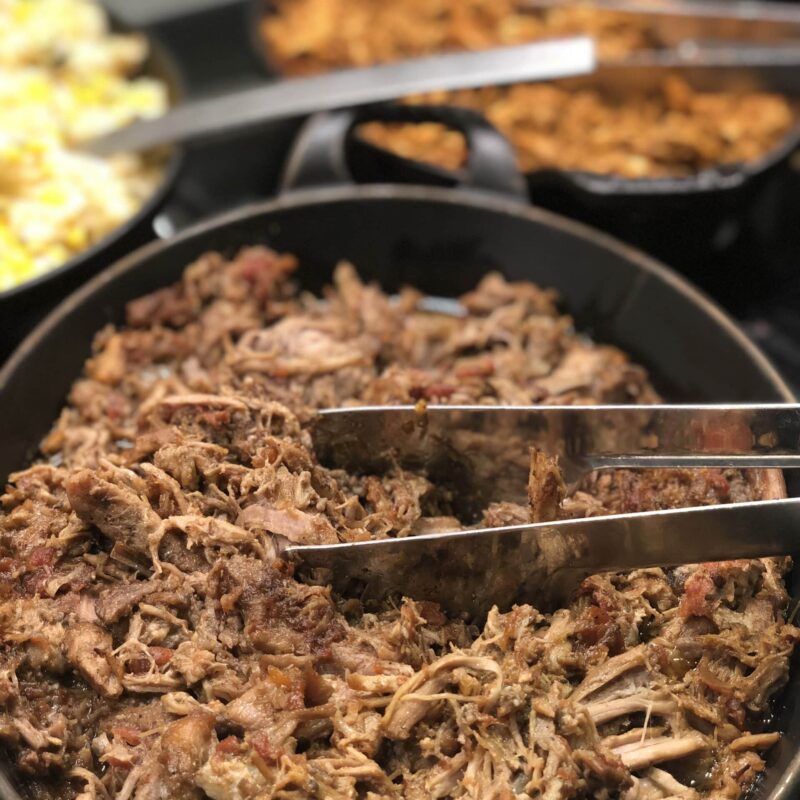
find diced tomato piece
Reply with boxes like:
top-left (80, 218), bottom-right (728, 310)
top-left (455, 360), bottom-right (494, 379)
top-left (703, 470), bottom-right (731, 498)
top-left (105, 756), bottom-right (134, 769)
top-left (149, 646), bottom-right (173, 667)
top-left (423, 384), bottom-right (455, 400)
top-left (22, 569), bottom-right (50, 597)
top-left (250, 732), bottom-right (281, 762)
top-left (28, 546), bottom-right (55, 567)
top-left (680, 571), bottom-right (716, 619)
top-left (0, 558), bottom-right (17, 574)
top-left (216, 735), bottom-right (241, 755)
top-left (418, 601), bottom-right (446, 626)
top-left (111, 726), bottom-right (142, 746)
top-left (201, 410), bottom-right (231, 427)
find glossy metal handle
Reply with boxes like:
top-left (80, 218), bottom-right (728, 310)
top-left (290, 497), bottom-right (800, 617)
top-left (312, 404), bottom-right (800, 510)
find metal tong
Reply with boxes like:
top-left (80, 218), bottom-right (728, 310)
top-left (87, 37), bottom-right (594, 156)
top-left (522, 0), bottom-right (800, 67)
top-left (283, 404), bottom-right (800, 617)
top-left (88, 0), bottom-right (800, 156)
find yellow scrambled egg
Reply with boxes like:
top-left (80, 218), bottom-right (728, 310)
top-left (0, 0), bottom-right (168, 291)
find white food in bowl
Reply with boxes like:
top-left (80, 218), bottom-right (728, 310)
top-left (0, 0), bottom-right (169, 291)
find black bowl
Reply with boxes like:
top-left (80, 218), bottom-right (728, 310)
top-left (246, 1), bottom-right (800, 304)
top-left (341, 65), bottom-right (800, 310)
top-left (0, 20), bottom-right (185, 361)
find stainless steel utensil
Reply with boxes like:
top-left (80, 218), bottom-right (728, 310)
top-left (311, 404), bottom-right (800, 510)
top-left (523, 0), bottom-right (800, 26)
top-left (87, 37), bottom-right (594, 156)
top-left (283, 498), bottom-right (800, 618)
top-left (296, 403), bottom-right (800, 616)
top-left (287, 498), bottom-right (800, 617)
top-left (635, 43), bottom-right (800, 68)
top-left (522, 0), bottom-right (800, 66)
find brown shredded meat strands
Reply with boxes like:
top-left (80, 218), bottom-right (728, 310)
top-left (0, 247), bottom-right (798, 800)
top-left (260, 0), bottom-right (796, 179)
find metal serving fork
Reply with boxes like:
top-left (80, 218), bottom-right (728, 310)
top-left (279, 405), bottom-right (800, 617)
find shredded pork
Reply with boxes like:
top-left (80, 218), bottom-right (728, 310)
top-left (0, 247), bottom-right (797, 800)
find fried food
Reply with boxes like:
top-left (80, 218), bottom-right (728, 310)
top-left (261, 0), bottom-right (796, 179)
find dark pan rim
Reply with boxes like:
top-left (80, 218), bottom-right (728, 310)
top-left (1, 181), bottom-right (793, 402)
top-left (0, 182), bottom-right (798, 800)
top-left (0, 20), bottom-right (185, 304)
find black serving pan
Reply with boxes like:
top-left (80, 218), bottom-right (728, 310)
top-left (249, 0), bottom-right (800, 307)
top-left (271, 65), bottom-right (800, 307)
top-left (347, 65), bottom-right (800, 300)
top-left (0, 114), bottom-right (798, 800)
top-left (0, 19), bottom-right (185, 362)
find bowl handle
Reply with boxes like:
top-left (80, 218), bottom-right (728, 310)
top-left (280, 104), bottom-right (527, 200)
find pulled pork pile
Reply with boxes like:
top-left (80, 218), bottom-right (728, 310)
top-left (0, 248), bottom-right (797, 800)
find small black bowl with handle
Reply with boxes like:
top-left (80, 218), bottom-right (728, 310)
top-left (340, 64), bottom-right (800, 310)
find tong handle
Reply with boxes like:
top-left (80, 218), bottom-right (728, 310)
top-left (290, 498), bottom-right (800, 617)
top-left (313, 404), bottom-right (800, 510)
top-left (567, 404), bottom-right (800, 472)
